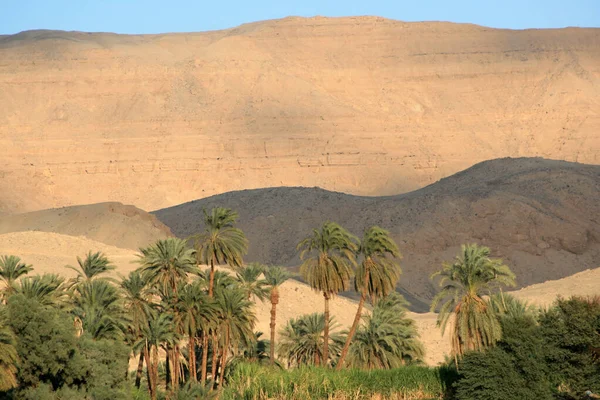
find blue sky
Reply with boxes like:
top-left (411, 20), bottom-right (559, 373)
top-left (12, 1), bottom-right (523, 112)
top-left (1, 0), bottom-right (599, 35)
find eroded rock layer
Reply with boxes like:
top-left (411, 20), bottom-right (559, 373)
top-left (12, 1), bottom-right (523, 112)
top-left (1, 17), bottom-right (599, 213)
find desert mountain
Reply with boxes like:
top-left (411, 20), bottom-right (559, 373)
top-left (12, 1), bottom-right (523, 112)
top-left (155, 157), bottom-right (600, 311)
top-left (1, 17), bottom-right (599, 213)
top-left (0, 202), bottom-right (171, 250)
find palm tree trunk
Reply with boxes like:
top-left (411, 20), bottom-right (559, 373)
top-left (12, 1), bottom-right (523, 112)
top-left (211, 334), bottom-right (219, 381)
top-left (189, 336), bottom-right (197, 382)
top-left (269, 286), bottom-right (279, 365)
top-left (135, 351), bottom-right (144, 388)
top-left (202, 256), bottom-right (217, 383)
top-left (323, 292), bottom-right (330, 367)
top-left (172, 345), bottom-right (180, 389)
top-left (165, 347), bottom-right (171, 390)
top-left (336, 291), bottom-right (366, 370)
top-left (144, 344), bottom-right (156, 400)
top-left (337, 267), bottom-right (370, 370)
top-left (201, 332), bottom-right (209, 383)
top-left (218, 326), bottom-right (230, 391)
top-left (208, 258), bottom-right (215, 297)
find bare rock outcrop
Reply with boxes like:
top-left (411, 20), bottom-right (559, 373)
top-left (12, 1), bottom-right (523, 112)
top-left (1, 17), bottom-right (599, 213)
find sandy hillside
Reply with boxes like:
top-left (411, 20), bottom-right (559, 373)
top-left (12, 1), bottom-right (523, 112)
top-left (0, 202), bottom-right (172, 250)
top-left (156, 158), bottom-right (600, 311)
top-left (0, 231), bottom-right (140, 278)
top-left (512, 267), bottom-right (600, 308)
top-left (1, 17), bottom-right (599, 213)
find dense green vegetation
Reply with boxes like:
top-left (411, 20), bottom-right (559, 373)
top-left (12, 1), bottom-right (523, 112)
top-left (0, 208), bottom-right (598, 399)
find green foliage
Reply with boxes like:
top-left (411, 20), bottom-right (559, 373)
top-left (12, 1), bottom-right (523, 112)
top-left (347, 293), bottom-right (424, 369)
top-left (222, 362), bottom-right (447, 399)
top-left (137, 238), bottom-right (197, 297)
top-left (454, 315), bottom-right (553, 400)
top-left (71, 279), bottom-right (128, 340)
top-left (192, 207), bottom-right (248, 271)
top-left (297, 221), bottom-right (358, 296)
top-left (0, 255), bottom-right (32, 299)
top-left (488, 292), bottom-right (537, 320)
top-left (6, 294), bottom-right (85, 389)
top-left (13, 274), bottom-right (67, 306)
top-left (0, 317), bottom-right (18, 391)
top-left (65, 251), bottom-right (116, 288)
top-left (263, 265), bottom-right (290, 288)
top-left (236, 263), bottom-right (270, 301)
top-left (430, 244), bottom-right (516, 359)
top-left (539, 296), bottom-right (600, 398)
top-left (355, 226), bottom-right (402, 301)
top-left (278, 313), bottom-right (344, 367)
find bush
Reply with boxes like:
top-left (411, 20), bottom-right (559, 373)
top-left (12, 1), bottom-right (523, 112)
top-left (454, 315), bottom-right (553, 400)
top-left (539, 296), bottom-right (600, 399)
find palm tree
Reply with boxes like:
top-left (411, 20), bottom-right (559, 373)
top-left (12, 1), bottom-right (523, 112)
top-left (173, 282), bottom-right (217, 382)
top-left (214, 287), bottom-right (256, 390)
top-left (65, 251), bottom-right (115, 288)
top-left (0, 322), bottom-right (17, 391)
top-left (488, 292), bottom-right (537, 319)
top-left (337, 226), bottom-right (401, 369)
top-left (235, 263), bottom-right (269, 301)
top-left (120, 270), bottom-right (154, 388)
top-left (347, 293), bottom-right (423, 369)
top-left (14, 274), bottom-right (66, 306)
top-left (137, 312), bottom-right (178, 400)
top-left (297, 221), bottom-right (358, 366)
top-left (0, 255), bottom-right (33, 300)
top-left (191, 207), bottom-right (248, 383)
top-left (263, 265), bottom-right (290, 365)
top-left (137, 238), bottom-right (197, 298)
top-left (70, 279), bottom-right (127, 340)
top-left (430, 244), bottom-right (516, 362)
top-left (192, 207), bottom-right (248, 297)
top-left (278, 313), bottom-right (344, 367)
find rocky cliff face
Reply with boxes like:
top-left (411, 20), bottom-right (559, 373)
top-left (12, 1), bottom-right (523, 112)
top-left (1, 17), bottom-right (599, 213)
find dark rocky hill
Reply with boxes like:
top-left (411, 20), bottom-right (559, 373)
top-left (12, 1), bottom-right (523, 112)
top-left (154, 158), bottom-right (600, 311)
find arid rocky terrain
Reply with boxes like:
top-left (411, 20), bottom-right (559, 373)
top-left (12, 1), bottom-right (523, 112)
top-left (1, 17), bottom-right (599, 214)
top-left (155, 157), bottom-right (600, 311)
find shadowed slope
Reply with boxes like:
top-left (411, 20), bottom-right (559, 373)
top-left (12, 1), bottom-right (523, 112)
top-left (155, 158), bottom-right (600, 311)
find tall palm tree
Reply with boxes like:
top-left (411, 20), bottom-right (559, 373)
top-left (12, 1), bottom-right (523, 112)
top-left (235, 263), bottom-right (269, 301)
top-left (191, 207), bottom-right (248, 382)
top-left (277, 313), bottom-right (344, 367)
top-left (192, 207), bottom-right (248, 297)
top-left (214, 287), bottom-right (256, 390)
top-left (347, 293), bottom-right (423, 369)
top-left (173, 282), bottom-right (217, 382)
top-left (0, 322), bottom-right (17, 391)
top-left (337, 226), bottom-right (401, 369)
top-left (65, 251), bottom-right (115, 288)
top-left (138, 238), bottom-right (197, 389)
top-left (430, 244), bottom-right (516, 362)
top-left (0, 255), bottom-right (33, 300)
top-left (137, 238), bottom-right (197, 298)
top-left (14, 274), bottom-right (66, 306)
top-left (136, 311), bottom-right (178, 400)
top-left (263, 265), bottom-right (290, 365)
top-left (297, 221), bottom-right (358, 365)
top-left (120, 270), bottom-right (154, 388)
top-left (70, 279), bottom-right (127, 340)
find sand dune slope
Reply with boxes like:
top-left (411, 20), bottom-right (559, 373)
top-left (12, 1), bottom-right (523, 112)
top-left (0, 202), bottom-right (171, 250)
top-left (0, 231), bottom-right (140, 278)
